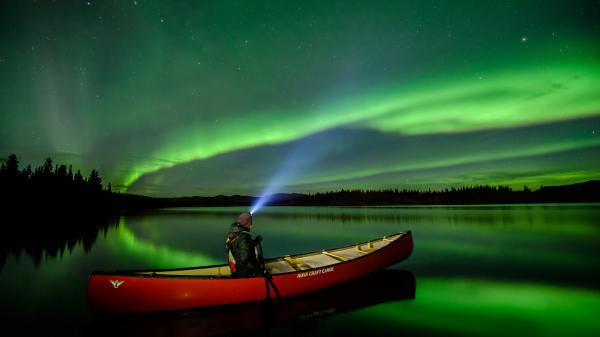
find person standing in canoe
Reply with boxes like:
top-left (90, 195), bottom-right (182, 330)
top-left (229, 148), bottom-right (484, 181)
top-left (225, 212), bottom-right (263, 277)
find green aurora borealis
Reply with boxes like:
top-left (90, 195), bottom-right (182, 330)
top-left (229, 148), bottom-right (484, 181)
top-left (1, 1), bottom-right (599, 196)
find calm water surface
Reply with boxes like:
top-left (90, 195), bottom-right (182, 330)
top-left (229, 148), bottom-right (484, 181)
top-left (1, 205), bottom-right (599, 337)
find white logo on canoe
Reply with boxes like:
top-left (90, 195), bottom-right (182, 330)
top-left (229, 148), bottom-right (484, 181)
top-left (110, 280), bottom-right (125, 288)
top-left (297, 266), bottom-right (334, 279)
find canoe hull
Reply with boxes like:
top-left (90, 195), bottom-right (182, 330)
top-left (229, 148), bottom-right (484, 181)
top-left (88, 270), bottom-right (416, 337)
top-left (87, 231), bottom-right (413, 314)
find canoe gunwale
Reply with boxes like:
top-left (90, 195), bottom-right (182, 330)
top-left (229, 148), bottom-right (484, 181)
top-left (90, 231), bottom-right (411, 280)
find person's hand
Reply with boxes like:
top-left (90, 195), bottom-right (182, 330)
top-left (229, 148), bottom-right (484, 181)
top-left (254, 235), bottom-right (263, 244)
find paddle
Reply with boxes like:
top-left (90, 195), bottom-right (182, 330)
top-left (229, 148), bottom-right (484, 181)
top-left (255, 239), bottom-right (279, 332)
top-left (256, 240), bottom-right (281, 301)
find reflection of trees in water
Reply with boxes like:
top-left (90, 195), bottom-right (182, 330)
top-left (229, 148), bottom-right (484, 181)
top-left (0, 153), bottom-right (123, 270)
top-left (0, 214), bottom-right (119, 270)
top-left (138, 207), bottom-right (530, 226)
top-left (138, 206), bottom-right (599, 232)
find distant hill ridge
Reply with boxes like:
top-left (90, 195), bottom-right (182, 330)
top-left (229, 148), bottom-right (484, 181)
top-left (137, 180), bottom-right (600, 207)
top-left (538, 180), bottom-right (600, 192)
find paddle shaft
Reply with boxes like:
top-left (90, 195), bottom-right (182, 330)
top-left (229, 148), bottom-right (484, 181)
top-left (256, 241), bottom-right (281, 300)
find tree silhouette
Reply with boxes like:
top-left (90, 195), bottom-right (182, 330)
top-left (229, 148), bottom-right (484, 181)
top-left (42, 157), bottom-right (53, 176)
top-left (88, 169), bottom-right (102, 192)
top-left (1, 153), bottom-right (118, 211)
top-left (6, 153), bottom-right (18, 177)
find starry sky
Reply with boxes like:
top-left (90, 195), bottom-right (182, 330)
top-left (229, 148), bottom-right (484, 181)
top-left (1, 1), bottom-right (599, 196)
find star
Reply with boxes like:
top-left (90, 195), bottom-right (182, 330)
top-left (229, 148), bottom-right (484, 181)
top-left (521, 36), bottom-right (528, 42)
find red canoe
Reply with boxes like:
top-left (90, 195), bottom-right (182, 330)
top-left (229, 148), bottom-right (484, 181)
top-left (87, 231), bottom-right (413, 314)
top-left (88, 270), bottom-right (415, 337)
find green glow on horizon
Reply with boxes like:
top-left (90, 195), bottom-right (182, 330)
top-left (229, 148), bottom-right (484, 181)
top-left (290, 135), bottom-right (600, 189)
top-left (483, 169), bottom-right (600, 190)
top-left (356, 277), bottom-right (600, 337)
top-left (124, 52), bottom-right (600, 190)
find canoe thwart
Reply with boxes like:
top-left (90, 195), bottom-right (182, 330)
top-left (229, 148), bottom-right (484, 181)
top-left (284, 256), bottom-right (312, 271)
top-left (322, 251), bottom-right (348, 262)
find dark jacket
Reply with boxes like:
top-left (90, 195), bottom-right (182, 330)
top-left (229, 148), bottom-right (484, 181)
top-left (225, 222), bottom-right (262, 277)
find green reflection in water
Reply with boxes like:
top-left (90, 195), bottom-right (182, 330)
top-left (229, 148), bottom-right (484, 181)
top-left (417, 239), bottom-right (596, 269)
top-left (107, 218), bottom-right (218, 269)
top-left (352, 277), bottom-right (600, 337)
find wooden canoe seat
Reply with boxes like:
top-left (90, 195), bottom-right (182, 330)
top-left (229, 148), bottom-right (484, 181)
top-left (355, 241), bottom-right (374, 254)
top-left (322, 251), bottom-right (348, 262)
top-left (284, 256), bottom-right (312, 271)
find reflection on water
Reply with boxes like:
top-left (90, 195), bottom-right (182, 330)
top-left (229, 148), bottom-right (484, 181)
top-left (108, 218), bottom-right (218, 269)
top-left (87, 270), bottom-right (415, 337)
top-left (0, 213), bottom-right (118, 270)
top-left (356, 277), bottom-right (600, 337)
top-left (0, 204), bottom-right (599, 337)
top-left (161, 204), bottom-right (600, 230)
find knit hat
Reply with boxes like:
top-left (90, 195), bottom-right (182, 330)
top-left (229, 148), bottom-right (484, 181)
top-left (238, 212), bottom-right (252, 228)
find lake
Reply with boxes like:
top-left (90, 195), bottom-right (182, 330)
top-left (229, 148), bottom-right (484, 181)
top-left (1, 204), bottom-right (599, 337)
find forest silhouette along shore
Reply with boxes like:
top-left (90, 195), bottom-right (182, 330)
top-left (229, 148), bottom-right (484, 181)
top-left (2, 153), bottom-right (599, 210)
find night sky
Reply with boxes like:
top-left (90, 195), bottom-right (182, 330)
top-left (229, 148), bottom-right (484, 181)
top-left (1, 1), bottom-right (599, 196)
